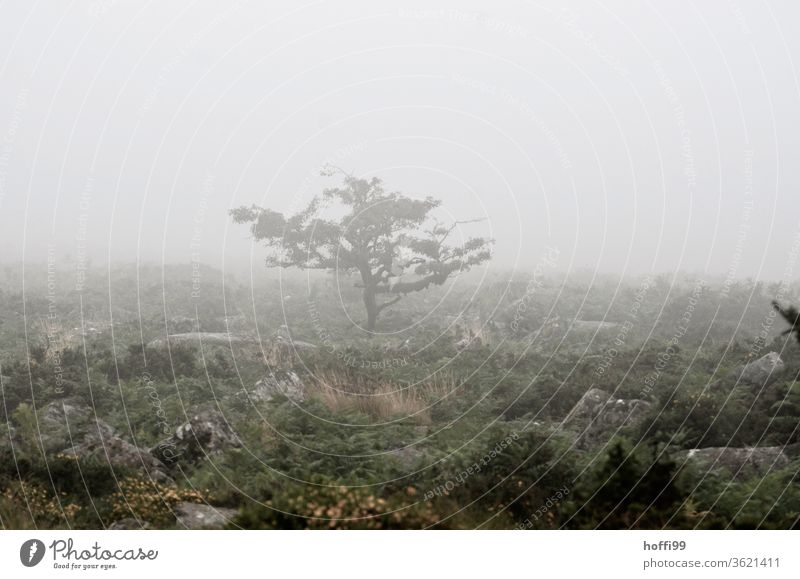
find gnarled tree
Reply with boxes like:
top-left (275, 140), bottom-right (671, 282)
top-left (231, 171), bottom-right (492, 331)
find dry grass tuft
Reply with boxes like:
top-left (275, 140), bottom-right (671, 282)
top-left (308, 370), bottom-right (459, 425)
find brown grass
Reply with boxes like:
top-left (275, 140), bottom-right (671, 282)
top-left (307, 370), bottom-right (459, 425)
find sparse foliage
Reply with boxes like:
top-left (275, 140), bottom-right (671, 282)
top-left (231, 171), bottom-right (492, 331)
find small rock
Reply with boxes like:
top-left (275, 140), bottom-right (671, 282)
top-left (456, 335), bottom-right (482, 351)
top-left (175, 503), bottom-right (237, 529)
top-left (249, 370), bottom-right (307, 403)
top-left (109, 518), bottom-right (152, 530)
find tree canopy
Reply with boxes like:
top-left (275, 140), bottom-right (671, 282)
top-left (231, 171), bottom-right (492, 330)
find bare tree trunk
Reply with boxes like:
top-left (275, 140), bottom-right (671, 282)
top-left (363, 285), bottom-right (378, 332)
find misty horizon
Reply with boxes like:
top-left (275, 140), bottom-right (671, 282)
top-left (4, 257), bottom-right (800, 286)
top-left (2, 1), bottom-right (800, 281)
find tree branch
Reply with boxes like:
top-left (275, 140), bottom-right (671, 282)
top-left (437, 218), bottom-right (487, 246)
top-left (377, 294), bottom-right (402, 313)
top-left (375, 270), bottom-right (453, 295)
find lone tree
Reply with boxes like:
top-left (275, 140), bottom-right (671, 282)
top-left (231, 170), bottom-right (492, 331)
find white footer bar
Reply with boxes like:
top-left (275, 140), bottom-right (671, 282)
top-left (1, 530), bottom-right (796, 578)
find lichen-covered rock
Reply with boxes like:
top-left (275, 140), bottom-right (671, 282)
top-left (249, 370), bottom-right (307, 403)
top-left (562, 388), bottom-right (651, 447)
top-left (682, 446), bottom-right (790, 479)
top-left (735, 352), bottom-right (785, 389)
top-left (175, 503), bottom-right (237, 529)
top-left (62, 436), bottom-right (172, 482)
top-left (24, 399), bottom-right (117, 453)
top-left (45, 399), bottom-right (115, 435)
top-left (152, 410), bottom-right (240, 465)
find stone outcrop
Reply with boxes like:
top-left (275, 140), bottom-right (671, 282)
top-left (152, 410), bottom-right (240, 465)
top-left (39, 399), bottom-right (116, 449)
top-left (682, 446), bottom-right (791, 479)
top-left (2, 399), bottom-right (116, 455)
top-left (248, 370), bottom-right (307, 403)
top-left (735, 352), bottom-right (785, 389)
top-left (148, 332), bottom-right (250, 348)
top-left (62, 435), bottom-right (172, 482)
top-left (5, 399), bottom-right (173, 482)
top-left (562, 388), bottom-right (651, 447)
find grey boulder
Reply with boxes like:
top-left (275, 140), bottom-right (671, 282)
top-left (248, 370), bottom-right (307, 403)
top-left (62, 435), bottom-right (172, 482)
top-left (175, 503), bottom-right (238, 529)
top-left (562, 388), bottom-right (651, 447)
top-left (735, 352), bottom-right (785, 389)
top-left (682, 446), bottom-right (790, 479)
top-left (152, 410), bottom-right (241, 465)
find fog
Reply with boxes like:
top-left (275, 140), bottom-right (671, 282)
top-left (1, 0), bottom-right (799, 280)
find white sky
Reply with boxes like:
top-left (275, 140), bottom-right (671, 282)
top-left (1, 0), bottom-right (799, 280)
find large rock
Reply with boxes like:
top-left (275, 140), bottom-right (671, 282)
top-left (175, 503), bottom-right (237, 529)
top-left (275, 336), bottom-right (317, 351)
top-left (562, 388), bottom-right (651, 447)
top-left (147, 332), bottom-right (250, 348)
top-left (152, 410), bottom-right (240, 465)
top-left (41, 399), bottom-right (116, 438)
top-left (12, 399), bottom-right (173, 482)
top-left (40, 398), bottom-right (87, 425)
top-left (61, 435), bottom-right (172, 482)
top-left (735, 352), bottom-right (785, 389)
top-left (682, 446), bottom-right (790, 479)
top-left (13, 399), bottom-right (118, 453)
top-left (248, 370), bottom-right (307, 403)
